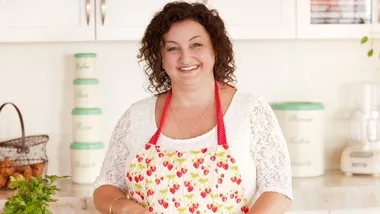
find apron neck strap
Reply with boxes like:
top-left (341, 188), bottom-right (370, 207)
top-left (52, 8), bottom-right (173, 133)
top-left (149, 80), bottom-right (227, 145)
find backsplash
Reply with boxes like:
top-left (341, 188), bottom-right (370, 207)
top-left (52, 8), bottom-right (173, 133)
top-left (0, 40), bottom-right (378, 176)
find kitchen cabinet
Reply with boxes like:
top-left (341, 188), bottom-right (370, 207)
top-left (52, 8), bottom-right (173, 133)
top-left (95, 0), bottom-right (174, 41)
top-left (0, 0), bottom-right (296, 42)
top-left (330, 207), bottom-right (380, 214)
top-left (297, 0), bottom-right (379, 39)
top-left (0, 0), bottom-right (95, 42)
top-left (286, 210), bottom-right (329, 214)
top-left (205, 0), bottom-right (296, 39)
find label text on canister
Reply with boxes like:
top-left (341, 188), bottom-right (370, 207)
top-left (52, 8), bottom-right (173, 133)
top-left (75, 160), bottom-right (96, 168)
top-left (287, 137), bottom-right (311, 144)
top-left (76, 63), bottom-right (89, 70)
top-left (76, 90), bottom-right (89, 98)
top-left (291, 161), bottom-right (312, 166)
top-left (288, 115), bottom-right (313, 122)
top-left (76, 122), bottom-right (93, 130)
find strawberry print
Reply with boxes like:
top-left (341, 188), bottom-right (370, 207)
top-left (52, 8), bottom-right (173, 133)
top-left (125, 144), bottom-right (249, 213)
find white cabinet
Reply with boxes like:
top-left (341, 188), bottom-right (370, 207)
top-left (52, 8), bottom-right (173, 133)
top-left (286, 210), bottom-right (329, 214)
top-left (206, 0), bottom-right (296, 39)
top-left (95, 0), bottom-right (172, 41)
top-left (330, 208), bottom-right (380, 214)
top-left (0, 0), bottom-right (95, 42)
top-left (297, 0), bottom-right (379, 39)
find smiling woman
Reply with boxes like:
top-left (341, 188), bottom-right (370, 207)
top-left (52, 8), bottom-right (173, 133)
top-left (93, 2), bottom-right (293, 214)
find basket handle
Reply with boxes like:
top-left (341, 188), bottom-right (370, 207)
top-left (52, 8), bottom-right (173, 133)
top-left (0, 102), bottom-right (27, 153)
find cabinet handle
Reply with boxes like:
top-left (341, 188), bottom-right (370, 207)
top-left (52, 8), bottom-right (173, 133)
top-left (85, 0), bottom-right (91, 25)
top-left (101, 0), bottom-right (106, 25)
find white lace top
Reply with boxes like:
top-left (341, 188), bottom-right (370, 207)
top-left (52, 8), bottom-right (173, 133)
top-left (94, 90), bottom-right (293, 207)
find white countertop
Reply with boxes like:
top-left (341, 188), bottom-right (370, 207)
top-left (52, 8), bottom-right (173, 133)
top-left (0, 170), bottom-right (378, 213)
top-left (291, 170), bottom-right (380, 211)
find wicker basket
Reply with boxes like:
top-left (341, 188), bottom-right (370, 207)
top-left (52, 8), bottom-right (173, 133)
top-left (0, 102), bottom-right (49, 189)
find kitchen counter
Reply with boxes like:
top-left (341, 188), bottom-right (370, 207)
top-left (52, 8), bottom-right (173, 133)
top-left (0, 170), bottom-right (378, 213)
top-left (291, 170), bottom-right (380, 211)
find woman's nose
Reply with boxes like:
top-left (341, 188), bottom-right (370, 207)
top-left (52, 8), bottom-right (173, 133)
top-left (179, 49), bottom-right (192, 64)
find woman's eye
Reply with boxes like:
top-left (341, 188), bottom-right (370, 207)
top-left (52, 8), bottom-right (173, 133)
top-left (192, 43), bottom-right (202, 48)
top-left (167, 47), bottom-right (178, 52)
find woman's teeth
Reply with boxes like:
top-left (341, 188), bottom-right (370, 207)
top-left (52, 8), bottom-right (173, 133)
top-left (179, 65), bottom-right (199, 71)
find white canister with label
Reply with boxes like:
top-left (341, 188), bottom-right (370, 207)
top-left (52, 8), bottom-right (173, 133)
top-left (73, 79), bottom-right (99, 108)
top-left (74, 53), bottom-right (97, 79)
top-left (72, 108), bottom-right (102, 143)
top-left (271, 102), bottom-right (325, 177)
top-left (70, 142), bottom-right (105, 184)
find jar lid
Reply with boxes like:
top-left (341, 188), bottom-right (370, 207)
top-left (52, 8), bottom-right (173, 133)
top-left (70, 142), bottom-right (104, 150)
top-left (72, 108), bottom-right (102, 115)
top-left (271, 102), bottom-right (325, 111)
top-left (73, 79), bottom-right (99, 85)
top-left (74, 53), bottom-right (97, 58)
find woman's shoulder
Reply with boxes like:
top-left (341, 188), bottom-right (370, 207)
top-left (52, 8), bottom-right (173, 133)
top-left (234, 90), bottom-right (263, 105)
top-left (233, 91), bottom-right (272, 113)
top-left (128, 95), bottom-right (157, 113)
top-left (115, 95), bottom-right (157, 125)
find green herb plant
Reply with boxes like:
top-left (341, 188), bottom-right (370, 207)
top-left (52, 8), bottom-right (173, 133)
top-left (3, 174), bottom-right (70, 214)
top-left (361, 36), bottom-right (374, 57)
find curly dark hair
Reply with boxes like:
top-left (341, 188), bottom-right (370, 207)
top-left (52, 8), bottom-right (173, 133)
top-left (138, 1), bottom-right (236, 94)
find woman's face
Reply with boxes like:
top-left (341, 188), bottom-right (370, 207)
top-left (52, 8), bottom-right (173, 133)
top-left (161, 19), bottom-right (216, 87)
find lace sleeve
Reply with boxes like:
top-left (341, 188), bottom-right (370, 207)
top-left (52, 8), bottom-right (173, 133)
top-left (250, 97), bottom-right (293, 200)
top-left (93, 108), bottom-right (132, 192)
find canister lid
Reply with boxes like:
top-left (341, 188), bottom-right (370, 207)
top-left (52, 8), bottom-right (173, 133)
top-left (73, 79), bottom-right (99, 85)
top-left (271, 102), bottom-right (325, 111)
top-left (70, 142), bottom-right (104, 150)
top-left (72, 108), bottom-right (102, 115)
top-left (74, 53), bottom-right (97, 58)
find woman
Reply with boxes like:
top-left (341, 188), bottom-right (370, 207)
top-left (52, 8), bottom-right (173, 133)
top-left (93, 2), bottom-right (293, 214)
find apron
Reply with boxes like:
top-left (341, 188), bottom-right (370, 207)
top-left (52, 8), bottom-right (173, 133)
top-left (125, 81), bottom-right (249, 213)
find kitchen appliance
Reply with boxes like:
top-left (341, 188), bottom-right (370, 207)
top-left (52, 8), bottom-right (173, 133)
top-left (341, 82), bottom-right (380, 177)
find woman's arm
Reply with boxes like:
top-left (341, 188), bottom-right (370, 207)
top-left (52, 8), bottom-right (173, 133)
top-left (249, 97), bottom-right (293, 214)
top-left (248, 192), bottom-right (291, 214)
top-left (92, 108), bottom-right (150, 214)
top-left (93, 185), bottom-right (148, 214)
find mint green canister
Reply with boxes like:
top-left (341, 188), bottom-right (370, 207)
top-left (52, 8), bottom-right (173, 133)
top-left (74, 53), bottom-right (97, 79)
top-left (271, 102), bottom-right (325, 178)
top-left (73, 79), bottom-right (100, 108)
top-left (72, 108), bottom-right (102, 143)
top-left (70, 142), bottom-right (105, 184)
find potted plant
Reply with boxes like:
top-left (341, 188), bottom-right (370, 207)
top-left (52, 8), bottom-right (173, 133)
top-left (2, 174), bottom-right (69, 214)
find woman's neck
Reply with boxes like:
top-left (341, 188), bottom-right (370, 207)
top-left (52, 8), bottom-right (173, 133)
top-left (170, 78), bottom-right (216, 109)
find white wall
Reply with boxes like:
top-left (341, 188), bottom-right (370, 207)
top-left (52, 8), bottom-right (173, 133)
top-left (0, 40), bottom-right (379, 176)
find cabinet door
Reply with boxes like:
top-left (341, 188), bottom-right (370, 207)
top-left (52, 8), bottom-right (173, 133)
top-left (297, 0), bottom-right (379, 39)
top-left (205, 0), bottom-right (296, 39)
top-left (95, 0), bottom-right (174, 41)
top-left (0, 0), bottom-right (95, 42)
top-left (286, 210), bottom-right (329, 214)
top-left (330, 208), bottom-right (380, 214)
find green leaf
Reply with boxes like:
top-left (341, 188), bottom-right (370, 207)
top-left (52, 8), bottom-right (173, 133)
top-left (361, 36), bottom-right (369, 44)
top-left (368, 49), bottom-right (374, 57)
top-left (3, 174), bottom-right (70, 213)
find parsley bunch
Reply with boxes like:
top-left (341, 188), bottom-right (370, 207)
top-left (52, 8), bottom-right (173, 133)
top-left (3, 174), bottom-right (69, 214)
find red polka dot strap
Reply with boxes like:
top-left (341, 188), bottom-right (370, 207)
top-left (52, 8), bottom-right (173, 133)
top-left (149, 80), bottom-right (227, 146)
top-left (148, 89), bottom-right (172, 145)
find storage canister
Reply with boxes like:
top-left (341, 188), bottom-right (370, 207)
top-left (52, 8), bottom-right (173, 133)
top-left (271, 102), bottom-right (325, 177)
top-left (70, 142), bottom-right (105, 184)
top-left (72, 108), bottom-right (102, 143)
top-left (74, 53), bottom-right (97, 79)
top-left (73, 79), bottom-right (99, 108)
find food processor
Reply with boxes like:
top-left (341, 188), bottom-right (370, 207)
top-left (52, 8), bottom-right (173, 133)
top-left (340, 82), bottom-right (380, 177)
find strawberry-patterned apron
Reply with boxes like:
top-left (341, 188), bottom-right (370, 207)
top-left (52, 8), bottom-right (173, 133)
top-left (125, 82), bottom-right (249, 213)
